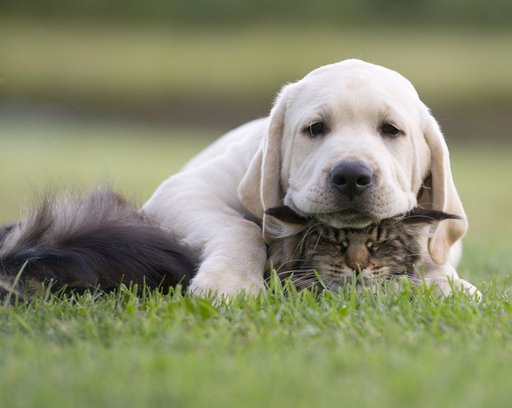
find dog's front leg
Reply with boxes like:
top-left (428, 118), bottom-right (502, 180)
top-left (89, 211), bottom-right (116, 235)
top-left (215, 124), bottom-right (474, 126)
top-left (144, 172), bottom-right (267, 297)
top-left (189, 216), bottom-right (267, 296)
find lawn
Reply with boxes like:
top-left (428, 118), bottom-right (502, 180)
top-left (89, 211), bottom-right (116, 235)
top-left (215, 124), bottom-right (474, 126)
top-left (1, 282), bottom-right (511, 408)
top-left (1, 119), bottom-right (511, 408)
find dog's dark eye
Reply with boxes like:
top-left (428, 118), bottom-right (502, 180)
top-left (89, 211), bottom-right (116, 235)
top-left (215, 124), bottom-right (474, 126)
top-left (306, 122), bottom-right (326, 138)
top-left (380, 123), bottom-right (402, 137)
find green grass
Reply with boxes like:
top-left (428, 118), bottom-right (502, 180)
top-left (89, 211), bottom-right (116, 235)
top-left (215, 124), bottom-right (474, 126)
top-left (1, 119), bottom-right (511, 407)
top-left (1, 20), bottom-right (512, 108)
top-left (1, 281), bottom-right (511, 408)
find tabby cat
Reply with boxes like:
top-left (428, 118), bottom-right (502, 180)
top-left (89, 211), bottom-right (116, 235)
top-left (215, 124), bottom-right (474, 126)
top-left (265, 206), bottom-right (460, 291)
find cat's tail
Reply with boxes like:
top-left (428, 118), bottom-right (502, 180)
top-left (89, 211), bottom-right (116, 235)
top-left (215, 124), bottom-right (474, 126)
top-left (0, 186), bottom-right (197, 303)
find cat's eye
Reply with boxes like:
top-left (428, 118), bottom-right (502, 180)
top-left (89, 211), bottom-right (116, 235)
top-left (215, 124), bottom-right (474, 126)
top-left (368, 241), bottom-right (382, 250)
top-left (305, 122), bottom-right (327, 138)
top-left (341, 241), bottom-right (348, 248)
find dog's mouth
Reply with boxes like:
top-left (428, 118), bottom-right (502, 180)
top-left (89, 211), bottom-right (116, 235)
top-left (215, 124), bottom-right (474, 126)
top-left (316, 210), bottom-right (376, 229)
top-left (281, 200), bottom-right (378, 229)
top-left (337, 209), bottom-right (366, 217)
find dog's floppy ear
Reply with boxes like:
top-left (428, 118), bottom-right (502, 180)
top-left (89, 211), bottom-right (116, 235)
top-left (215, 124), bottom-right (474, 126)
top-left (238, 84), bottom-right (294, 231)
top-left (238, 149), bottom-right (264, 218)
top-left (418, 111), bottom-right (468, 265)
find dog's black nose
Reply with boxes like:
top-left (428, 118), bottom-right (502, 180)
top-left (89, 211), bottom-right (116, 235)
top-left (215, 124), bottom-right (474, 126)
top-left (329, 161), bottom-right (374, 199)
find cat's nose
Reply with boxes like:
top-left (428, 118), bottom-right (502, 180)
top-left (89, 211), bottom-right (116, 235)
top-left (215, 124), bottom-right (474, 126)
top-left (346, 246), bottom-right (369, 271)
top-left (329, 161), bottom-right (374, 199)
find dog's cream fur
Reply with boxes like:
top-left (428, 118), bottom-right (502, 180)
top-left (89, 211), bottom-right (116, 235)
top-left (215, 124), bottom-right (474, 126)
top-left (144, 59), bottom-right (475, 296)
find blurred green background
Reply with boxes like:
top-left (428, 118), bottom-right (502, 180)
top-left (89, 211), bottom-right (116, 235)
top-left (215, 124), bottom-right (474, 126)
top-left (1, 3), bottom-right (512, 407)
top-left (0, 1), bottom-right (511, 278)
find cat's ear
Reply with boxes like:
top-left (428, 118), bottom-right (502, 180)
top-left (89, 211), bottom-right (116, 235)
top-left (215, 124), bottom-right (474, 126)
top-left (402, 208), bottom-right (461, 225)
top-left (264, 206), bottom-right (310, 242)
top-left (400, 208), bottom-right (461, 239)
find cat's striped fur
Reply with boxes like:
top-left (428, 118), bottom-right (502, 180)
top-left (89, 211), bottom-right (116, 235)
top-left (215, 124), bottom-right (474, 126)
top-left (266, 206), bottom-right (459, 291)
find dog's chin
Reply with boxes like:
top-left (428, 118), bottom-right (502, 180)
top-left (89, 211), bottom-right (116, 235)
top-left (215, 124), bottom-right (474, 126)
top-left (316, 210), bottom-right (377, 229)
top-left (284, 199), bottom-right (378, 228)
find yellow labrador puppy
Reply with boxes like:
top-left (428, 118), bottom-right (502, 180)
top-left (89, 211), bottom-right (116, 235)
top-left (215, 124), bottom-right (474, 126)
top-left (144, 59), bottom-right (475, 296)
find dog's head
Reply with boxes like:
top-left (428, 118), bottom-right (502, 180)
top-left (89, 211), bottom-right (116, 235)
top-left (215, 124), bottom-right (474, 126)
top-left (239, 59), bottom-right (467, 265)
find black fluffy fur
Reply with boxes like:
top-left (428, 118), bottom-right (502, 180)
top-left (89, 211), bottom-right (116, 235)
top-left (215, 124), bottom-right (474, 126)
top-left (0, 187), bottom-right (197, 302)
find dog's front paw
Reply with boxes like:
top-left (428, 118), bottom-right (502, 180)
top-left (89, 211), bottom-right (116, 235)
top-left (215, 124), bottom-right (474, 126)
top-left (189, 257), bottom-right (265, 297)
top-left (427, 277), bottom-right (482, 301)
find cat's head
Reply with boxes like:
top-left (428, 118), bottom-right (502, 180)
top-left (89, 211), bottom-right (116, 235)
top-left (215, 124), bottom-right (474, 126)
top-left (265, 206), bottom-right (461, 290)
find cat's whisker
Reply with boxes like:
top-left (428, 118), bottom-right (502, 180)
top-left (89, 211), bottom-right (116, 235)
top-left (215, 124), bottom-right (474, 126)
top-left (291, 273), bottom-right (317, 284)
top-left (299, 277), bottom-right (322, 291)
top-left (296, 223), bottom-right (324, 252)
top-left (280, 269), bottom-right (316, 278)
top-left (278, 268), bottom-right (318, 284)
top-left (274, 258), bottom-right (308, 273)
